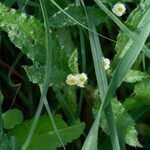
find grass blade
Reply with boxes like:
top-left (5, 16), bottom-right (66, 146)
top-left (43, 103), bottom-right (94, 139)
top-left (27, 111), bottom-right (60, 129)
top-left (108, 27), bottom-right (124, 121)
top-left (22, 0), bottom-right (53, 149)
top-left (103, 22), bottom-right (150, 108)
top-left (94, 0), bottom-right (150, 58)
top-left (82, 1), bottom-right (150, 148)
top-left (81, 2), bottom-right (120, 149)
top-left (84, 18), bottom-right (150, 150)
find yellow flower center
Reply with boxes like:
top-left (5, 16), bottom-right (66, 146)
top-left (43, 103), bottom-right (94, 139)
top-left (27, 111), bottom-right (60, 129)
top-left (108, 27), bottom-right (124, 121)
top-left (79, 77), bottom-right (86, 83)
top-left (69, 78), bottom-right (75, 84)
top-left (117, 6), bottom-right (123, 13)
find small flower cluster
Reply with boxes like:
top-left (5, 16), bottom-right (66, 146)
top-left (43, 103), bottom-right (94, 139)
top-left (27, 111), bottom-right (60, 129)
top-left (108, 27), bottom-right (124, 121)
top-left (102, 57), bottom-right (110, 70)
top-left (112, 3), bottom-right (126, 17)
top-left (66, 73), bottom-right (88, 88)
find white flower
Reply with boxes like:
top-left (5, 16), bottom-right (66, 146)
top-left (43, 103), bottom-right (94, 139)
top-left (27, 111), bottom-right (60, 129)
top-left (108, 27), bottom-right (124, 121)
top-left (66, 74), bottom-right (76, 85)
top-left (112, 3), bottom-right (126, 17)
top-left (75, 73), bottom-right (88, 88)
top-left (102, 57), bottom-right (110, 70)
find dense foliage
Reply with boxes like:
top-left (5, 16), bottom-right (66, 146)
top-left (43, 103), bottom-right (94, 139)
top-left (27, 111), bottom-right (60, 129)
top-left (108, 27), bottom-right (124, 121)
top-left (0, 0), bottom-right (150, 150)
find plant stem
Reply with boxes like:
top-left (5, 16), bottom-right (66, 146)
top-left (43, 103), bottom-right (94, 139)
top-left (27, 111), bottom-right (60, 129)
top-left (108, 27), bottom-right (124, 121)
top-left (21, 96), bottom-right (44, 150)
top-left (22, 0), bottom-right (53, 149)
top-left (39, 86), bottom-right (66, 150)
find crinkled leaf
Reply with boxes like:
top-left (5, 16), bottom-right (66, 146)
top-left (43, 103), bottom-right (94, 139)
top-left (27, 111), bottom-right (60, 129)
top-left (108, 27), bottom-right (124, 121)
top-left (49, 5), bottom-right (107, 27)
top-left (124, 70), bottom-right (150, 83)
top-left (110, 0), bottom-right (150, 73)
top-left (68, 49), bottom-right (79, 74)
top-left (134, 78), bottom-right (150, 105)
top-left (9, 115), bottom-right (85, 150)
top-left (2, 109), bottom-right (23, 130)
top-left (0, 2), bottom-right (45, 65)
top-left (124, 78), bottom-right (150, 120)
top-left (0, 3), bottom-right (71, 86)
top-left (93, 99), bottom-right (142, 147)
top-left (56, 27), bottom-right (75, 57)
top-left (24, 66), bottom-right (67, 86)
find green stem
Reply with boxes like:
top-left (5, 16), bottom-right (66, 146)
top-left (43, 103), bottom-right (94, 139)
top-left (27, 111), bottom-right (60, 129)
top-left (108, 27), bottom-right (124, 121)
top-left (81, 1), bottom-right (121, 149)
top-left (49, 0), bottom-right (115, 42)
top-left (22, 0), bottom-right (53, 149)
top-left (21, 96), bottom-right (44, 150)
top-left (39, 86), bottom-right (66, 150)
top-left (75, 0), bottom-right (86, 118)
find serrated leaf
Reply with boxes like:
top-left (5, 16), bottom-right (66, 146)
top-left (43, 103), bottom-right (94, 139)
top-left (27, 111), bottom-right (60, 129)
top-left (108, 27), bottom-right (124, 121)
top-left (49, 5), bottom-right (107, 27)
top-left (134, 78), bottom-right (150, 105)
top-left (68, 49), bottom-right (79, 74)
top-left (93, 98), bottom-right (142, 147)
top-left (124, 70), bottom-right (150, 83)
top-left (110, 0), bottom-right (150, 72)
top-left (2, 109), bottom-right (23, 130)
top-left (0, 2), bottom-right (45, 65)
top-left (0, 3), bottom-right (71, 86)
top-left (56, 27), bottom-right (75, 57)
top-left (24, 66), bottom-right (67, 86)
top-left (9, 115), bottom-right (85, 150)
top-left (124, 78), bottom-right (150, 120)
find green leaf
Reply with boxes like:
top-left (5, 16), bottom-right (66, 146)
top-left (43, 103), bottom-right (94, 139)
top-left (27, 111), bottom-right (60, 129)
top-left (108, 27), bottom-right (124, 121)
top-left (9, 115), bottom-right (85, 150)
top-left (56, 27), bottom-right (75, 57)
top-left (110, 0), bottom-right (150, 72)
top-left (124, 78), bottom-right (150, 119)
top-left (49, 5), bottom-right (107, 27)
top-left (134, 78), bottom-right (150, 105)
top-left (0, 2), bottom-right (71, 86)
top-left (93, 99), bottom-right (142, 147)
top-left (2, 109), bottom-right (23, 130)
top-left (68, 49), bottom-right (79, 74)
top-left (24, 65), bottom-right (67, 86)
top-left (124, 70), bottom-right (150, 83)
top-left (0, 2), bottom-right (46, 65)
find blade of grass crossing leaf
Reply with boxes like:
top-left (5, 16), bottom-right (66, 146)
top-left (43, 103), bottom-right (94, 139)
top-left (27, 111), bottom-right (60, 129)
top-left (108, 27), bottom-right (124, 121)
top-left (103, 21), bottom-right (150, 108)
top-left (94, 0), bottom-right (150, 58)
top-left (75, 0), bottom-right (86, 117)
top-left (81, 4), bottom-right (120, 149)
top-left (39, 85), bottom-right (66, 150)
top-left (82, 20), bottom-right (150, 150)
top-left (39, 0), bottom-right (65, 149)
top-left (48, 0), bottom-right (116, 42)
top-left (22, 0), bottom-right (53, 149)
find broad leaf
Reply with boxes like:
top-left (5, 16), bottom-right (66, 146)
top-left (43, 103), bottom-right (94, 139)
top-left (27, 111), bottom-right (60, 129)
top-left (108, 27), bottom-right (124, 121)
top-left (2, 109), bottom-right (23, 130)
top-left (110, 0), bottom-right (150, 73)
top-left (68, 49), bottom-right (79, 74)
top-left (49, 5), bottom-right (107, 27)
top-left (124, 70), bottom-right (149, 83)
top-left (24, 66), bottom-right (67, 86)
top-left (93, 98), bottom-right (142, 147)
top-left (9, 115), bottom-right (85, 150)
top-left (0, 3), bottom-right (73, 86)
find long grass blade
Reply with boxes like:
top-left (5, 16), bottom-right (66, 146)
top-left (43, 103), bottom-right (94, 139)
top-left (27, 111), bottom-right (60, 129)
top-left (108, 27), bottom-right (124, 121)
top-left (94, 0), bottom-right (150, 58)
top-left (48, 0), bottom-right (115, 42)
top-left (81, 1), bottom-right (120, 149)
top-left (83, 17), bottom-right (150, 150)
top-left (22, 0), bottom-right (53, 149)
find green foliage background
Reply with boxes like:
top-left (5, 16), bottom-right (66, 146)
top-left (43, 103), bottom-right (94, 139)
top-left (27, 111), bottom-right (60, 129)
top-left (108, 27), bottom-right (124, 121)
top-left (0, 0), bottom-right (150, 150)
